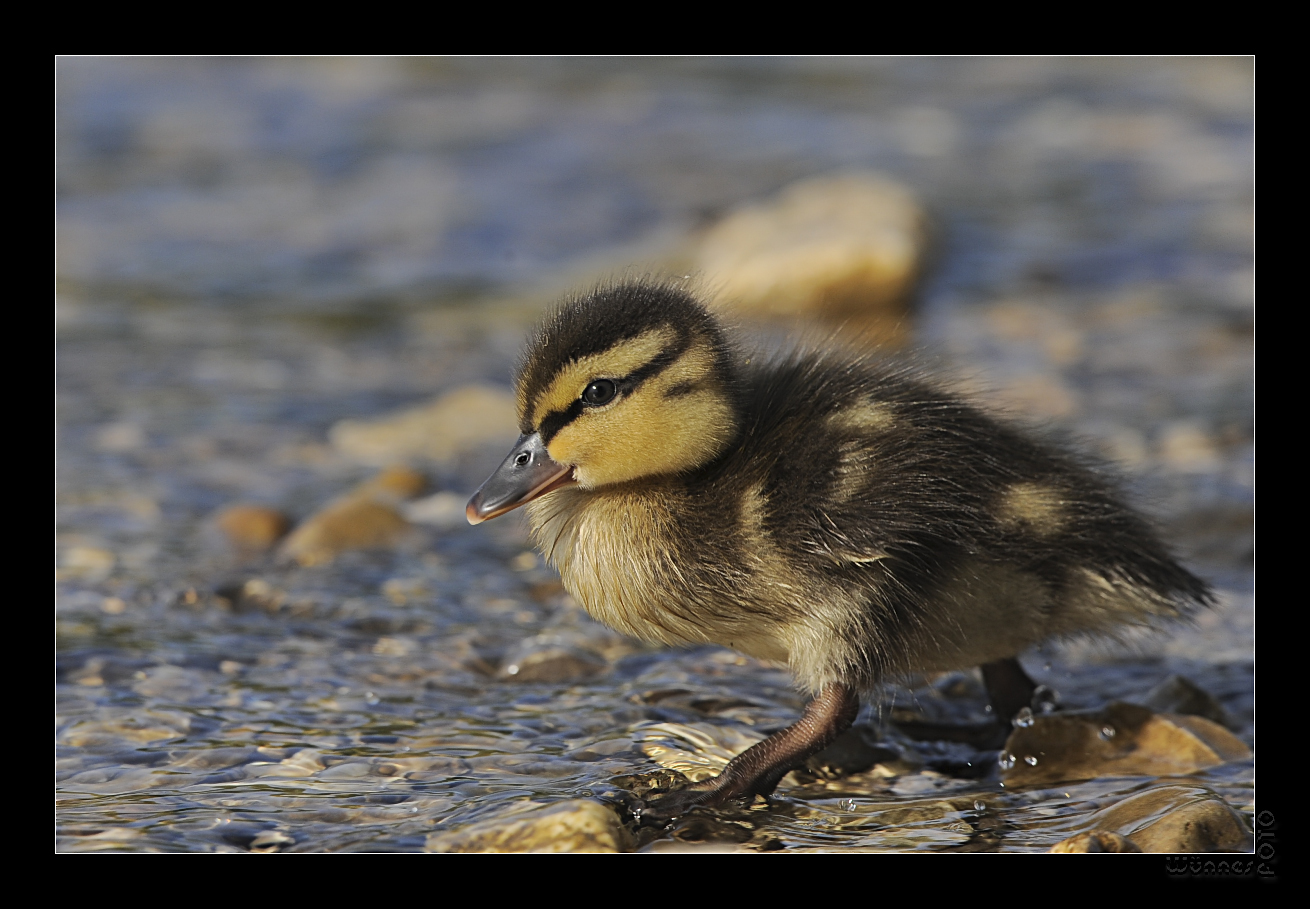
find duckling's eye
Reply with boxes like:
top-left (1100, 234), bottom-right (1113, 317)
top-left (581, 379), bottom-right (617, 406)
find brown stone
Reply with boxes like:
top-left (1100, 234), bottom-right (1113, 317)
top-left (215, 504), bottom-right (292, 549)
top-left (1128, 794), bottom-right (1251, 853)
top-left (354, 464), bottom-right (427, 500)
top-left (1000, 701), bottom-right (1251, 787)
top-left (277, 467), bottom-right (426, 566)
top-left (695, 173), bottom-right (928, 347)
top-left (1079, 786), bottom-right (1251, 853)
top-left (499, 646), bottom-right (607, 683)
top-left (425, 800), bottom-right (632, 853)
top-left (1050, 831), bottom-right (1142, 853)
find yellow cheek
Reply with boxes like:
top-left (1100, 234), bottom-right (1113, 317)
top-left (547, 389), bottom-right (734, 487)
top-left (546, 428), bottom-right (588, 471)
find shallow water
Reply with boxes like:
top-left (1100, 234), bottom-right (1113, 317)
top-left (56, 57), bottom-right (1253, 852)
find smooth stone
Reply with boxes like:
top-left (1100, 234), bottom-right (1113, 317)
top-left (329, 384), bottom-right (517, 467)
top-left (214, 504), bottom-right (292, 549)
top-left (1129, 793), bottom-right (1251, 853)
top-left (1139, 674), bottom-right (1236, 730)
top-left (1050, 831), bottom-right (1143, 853)
top-left (60, 711), bottom-right (192, 747)
top-left (1000, 701), bottom-right (1251, 786)
top-left (131, 665), bottom-right (216, 699)
top-left (425, 800), bottom-right (631, 853)
top-left (498, 645), bottom-right (607, 683)
top-left (1077, 785), bottom-right (1250, 853)
top-left (278, 466), bottom-right (426, 566)
top-left (695, 172), bottom-right (927, 347)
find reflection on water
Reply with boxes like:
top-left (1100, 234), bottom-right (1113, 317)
top-left (57, 58), bottom-right (1253, 852)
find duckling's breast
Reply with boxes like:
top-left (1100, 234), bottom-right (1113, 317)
top-left (525, 480), bottom-right (887, 693)
top-left (525, 483), bottom-right (818, 667)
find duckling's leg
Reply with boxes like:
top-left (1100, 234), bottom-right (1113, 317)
top-left (643, 682), bottom-right (860, 821)
top-left (980, 657), bottom-right (1037, 725)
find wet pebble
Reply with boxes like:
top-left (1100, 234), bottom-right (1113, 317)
top-left (1000, 701), bottom-right (1250, 787)
top-left (498, 637), bottom-right (608, 683)
top-left (214, 504), bottom-right (292, 550)
top-left (1049, 831), bottom-right (1142, 853)
top-left (1076, 785), bottom-right (1251, 853)
top-left (425, 799), bottom-right (632, 853)
top-left (278, 466), bottom-right (426, 566)
top-left (1126, 791), bottom-right (1251, 852)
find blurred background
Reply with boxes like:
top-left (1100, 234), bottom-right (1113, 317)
top-left (56, 58), bottom-right (1253, 853)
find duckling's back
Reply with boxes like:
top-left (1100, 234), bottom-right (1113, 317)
top-left (682, 348), bottom-right (1213, 693)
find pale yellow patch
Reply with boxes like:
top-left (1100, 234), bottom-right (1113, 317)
top-left (827, 401), bottom-right (896, 434)
top-left (546, 342), bottom-right (735, 487)
top-left (997, 482), bottom-right (1065, 536)
top-left (823, 403), bottom-right (893, 505)
top-left (528, 328), bottom-right (675, 429)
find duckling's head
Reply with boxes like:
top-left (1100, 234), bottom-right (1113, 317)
top-left (467, 282), bottom-right (739, 523)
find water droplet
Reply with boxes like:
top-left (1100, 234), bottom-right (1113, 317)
top-left (1032, 685), bottom-right (1061, 714)
top-left (973, 800), bottom-right (986, 813)
top-left (365, 691), bottom-right (379, 705)
top-left (840, 798), bottom-right (858, 811)
top-left (506, 664), bottom-right (520, 675)
top-left (1012, 706), bottom-right (1035, 728)
top-left (1024, 755), bottom-right (1038, 766)
top-left (998, 751), bottom-right (1016, 770)
top-left (1100, 725), bottom-right (1116, 740)
top-left (578, 789), bottom-right (594, 798)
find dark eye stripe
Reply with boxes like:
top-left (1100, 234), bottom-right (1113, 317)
top-left (537, 329), bottom-right (691, 444)
top-left (539, 399), bottom-right (585, 444)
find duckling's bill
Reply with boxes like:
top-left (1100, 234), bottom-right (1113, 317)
top-left (466, 432), bottom-right (577, 524)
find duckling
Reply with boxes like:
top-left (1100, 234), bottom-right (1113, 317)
top-left (466, 280), bottom-right (1212, 815)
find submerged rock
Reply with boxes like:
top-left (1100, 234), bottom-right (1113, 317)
top-left (695, 173), bottom-right (928, 347)
top-left (1071, 786), bottom-right (1251, 853)
top-left (278, 466), bottom-right (426, 566)
top-left (425, 800), bottom-right (632, 853)
top-left (1050, 831), bottom-right (1142, 853)
top-left (1126, 791), bottom-right (1251, 853)
top-left (498, 641), bottom-right (607, 683)
top-left (1000, 702), bottom-right (1251, 787)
